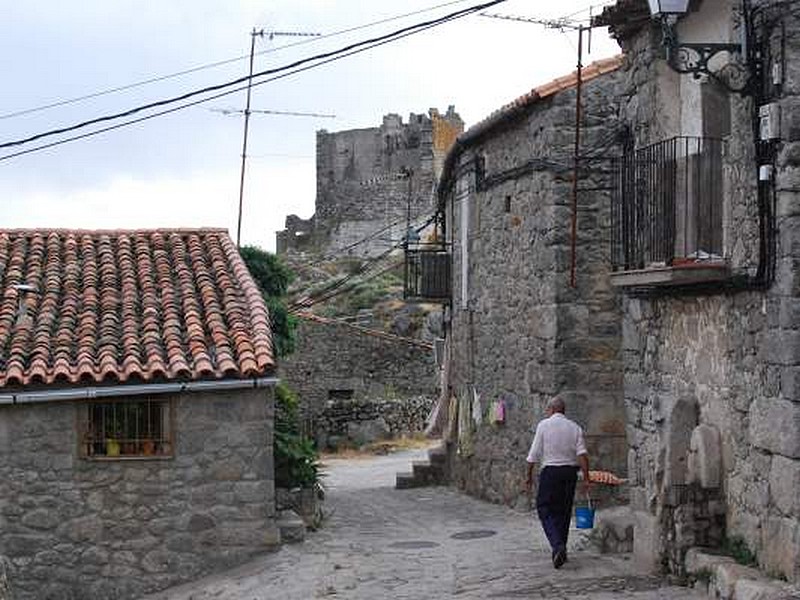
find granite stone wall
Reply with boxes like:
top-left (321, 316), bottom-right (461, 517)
top-left (279, 318), bottom-right (438, 448)
top-left (444, 68), bottom-right (628, 508)
top-left (278, 108), bottom-right (463, 257)
top-left (0, 388), bottom-right (277, 599)
top-left (317, 396), bottom-right (433, 449)
top-left (609, 1), bottom-right (800, 581)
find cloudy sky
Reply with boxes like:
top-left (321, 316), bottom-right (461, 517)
top-left (0, 0), bottom-right (621, 251)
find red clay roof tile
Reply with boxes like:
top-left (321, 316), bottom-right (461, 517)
top-left (0, 228), bottom-right (275, 388)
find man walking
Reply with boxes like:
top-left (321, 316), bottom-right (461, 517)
top-left (525, 395), bottom-right (590, 569)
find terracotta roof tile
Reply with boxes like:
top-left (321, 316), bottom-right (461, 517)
top-left (437, 56), bottom-right (625, 197)
top-left (0, 228), bottom-right (275, 388)
top-left (466, 55), bottom-right (625, 138)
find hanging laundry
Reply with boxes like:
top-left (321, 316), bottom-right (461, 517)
top-left (445, 392), bottom-right (459, 443)
top-left (458, 391), bottom-right (473, 457)
top-left (471, 386), bottom-right (483, 427)
top-left (492, 399), bottom-right (506, 425)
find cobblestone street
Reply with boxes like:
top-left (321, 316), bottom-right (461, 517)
top-left (144, 449), bottom-right (703, 600)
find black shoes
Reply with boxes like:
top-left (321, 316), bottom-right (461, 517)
top-left (553, 548), bottom-right (567, 569)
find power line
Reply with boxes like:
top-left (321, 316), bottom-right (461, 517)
top-left (0, 0), bottom-right (475, 122)
top-left (288, 213), bottom-right (436, 309)
top-left (210, 107), bottom-right (336, 118)
top-left (0, 2), bottom-right (502, 164)
top-left (0, 0), bottom-right (505, 154)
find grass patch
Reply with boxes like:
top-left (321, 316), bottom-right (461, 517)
top-left (722, 536), bottom-right (758, 567)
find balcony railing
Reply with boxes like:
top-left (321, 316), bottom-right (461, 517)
top-left (611, 136), bottom-right (725, 273)
top-left (404, 245), bottom-right (451, 302)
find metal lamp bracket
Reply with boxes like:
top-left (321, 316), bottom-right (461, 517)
top-left (661, 19), bottom-right (750, 93)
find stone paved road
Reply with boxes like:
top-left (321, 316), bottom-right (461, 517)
top-left (143, 449), bottom-right (704, 600)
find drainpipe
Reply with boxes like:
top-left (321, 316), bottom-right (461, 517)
top-left (0, 377), bottom-right (279, 405)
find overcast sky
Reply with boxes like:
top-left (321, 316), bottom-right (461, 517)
top-left (0, 0), bottom-right (621, 252)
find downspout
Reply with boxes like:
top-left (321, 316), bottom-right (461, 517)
top-left (0, 377), bottom-right (279, 406)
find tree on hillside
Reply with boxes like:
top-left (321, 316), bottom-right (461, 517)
top-left (239, 245), bottom-right (297, 357)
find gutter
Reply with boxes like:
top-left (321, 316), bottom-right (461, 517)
top-left (0, 377), bottom-right (279, 406)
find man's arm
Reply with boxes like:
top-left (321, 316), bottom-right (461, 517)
top-left (576, 427), bottom-right (590, 494)
top-left (526, 461), bottom-right (536, 493)
top-left (578, 453), bottom-right (590, 491)
top-left (525, 427), bottom-right (543, 493)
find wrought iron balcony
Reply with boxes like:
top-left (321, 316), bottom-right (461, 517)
top-left (611, 136), bottom-right (730, 286)
top-left (404, 244), bottom-right (451, 302)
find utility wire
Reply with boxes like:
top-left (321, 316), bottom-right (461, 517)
top-left (0, 2), bottom-right (504, 163)
top-left (289, 259), bottom-right (404, 314)
top-left (0, 0), bottom-right (505, 155)
top-left (289, 214), bottom-right (436, 309)
top-left (0, 0), bottom-right (475, 122)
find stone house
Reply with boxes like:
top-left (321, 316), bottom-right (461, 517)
top-left (596, 0), bottom-right (800, 581)
top-left (0, 229), bottom-right (279, 599)
top-left (417, 57), bottom-right (629, 507)
top-left (280, 313), bottom-right (437, 449)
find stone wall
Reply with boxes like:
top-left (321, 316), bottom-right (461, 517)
top-left (0, 388), bottom-right (277, 599)
top-left (277, 107), bottom-right (463, 257)
top-left (442, 67), bottom-right (627, 508)
top-left (318, 396), bottom-right (433, 449)
top-left (279, 318), bottom-right (438, 448)
top-left (605, 0), bottom-right (800, 582)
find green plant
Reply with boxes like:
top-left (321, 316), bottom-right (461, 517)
top-left (274, 382), bottom-right (322, 489)
top-left (239, 245), bottom-right (297, 357)
top-left (723, 536), bottom-right (757, 567)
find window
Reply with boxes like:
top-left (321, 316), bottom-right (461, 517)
top-left (80, 399), bottom-right (173, 459)
top-left (612, 136), bottom-right (724, 271)
top-left (327, 389), bottom-right (354, 401)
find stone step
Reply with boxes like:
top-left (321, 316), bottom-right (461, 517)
top-left (395, 472), bottom-right (420, 489)
top-left (277, 510), bottom-right (306, 544)
top-left (411, 460), bottom-right (442, 483)
top-left (428, 445), bottom-right (447, 465)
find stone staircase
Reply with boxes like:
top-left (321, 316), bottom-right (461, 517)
top-left (395, 445), bottom-right (447, 489)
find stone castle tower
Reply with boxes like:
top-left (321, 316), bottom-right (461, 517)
top-left (277, 106), bottom-right (463, 256)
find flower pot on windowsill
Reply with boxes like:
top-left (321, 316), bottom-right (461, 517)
top-left (670, 257), bottom-right (696, 267)
top-left (141, 440), bottom-right (156, 456)
top-left (106, 438), bottom-right (120, 457)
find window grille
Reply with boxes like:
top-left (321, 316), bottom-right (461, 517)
top-left (80, 399), bottom-right (173, 459)
top-left (404, 248), bottom-right (451, 301)
top-left (611, 136), bottom-right (724, 271)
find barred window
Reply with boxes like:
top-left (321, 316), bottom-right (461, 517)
top-left (80, 399), bottom-right (173, 459)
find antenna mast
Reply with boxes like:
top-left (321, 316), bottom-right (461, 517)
top-left (236, 28), bottom-right (322, 249)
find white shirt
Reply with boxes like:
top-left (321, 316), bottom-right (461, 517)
top-left (526, 413), bottom-right (587, 467)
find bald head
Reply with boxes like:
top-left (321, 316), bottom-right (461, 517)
top-left (547, 395), bottom-right (566, 414)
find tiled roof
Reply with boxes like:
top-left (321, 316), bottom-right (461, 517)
top-left (0, 228), bottom-right (274, 388)
top-left (438, 55), bottom-right (624, 197)
top-left (465, 55), bottom-right (624, 140)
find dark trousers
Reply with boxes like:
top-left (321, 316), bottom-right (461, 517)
top-left (536, 465), bottom-right (578, 555)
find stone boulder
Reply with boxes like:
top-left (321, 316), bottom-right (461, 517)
top-left (589, 506), bottom-right (635, 554)
top-left (0, 555), bottom-right (11, 600)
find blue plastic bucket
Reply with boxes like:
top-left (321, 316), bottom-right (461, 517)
top-left (575, 506), bottom-right (595, 529)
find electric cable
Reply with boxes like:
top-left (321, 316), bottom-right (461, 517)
top-left (0, 5), bottom-right (494, 163)
top-left (288, 213), bottom-right (436, 309)
top-left (0, 0), bottom-right (505, 153)
top-left (0, 8), bottom-right (483, 165)
top-left (0, 0), bottom-right (475, 122)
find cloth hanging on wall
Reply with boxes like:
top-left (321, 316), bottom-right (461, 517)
top-left (445, 392), bottom-right (459, 443)
top-left (458, 391), bottom-right (473, 457)
top-left (472, 387), bottom-right (483, 427)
